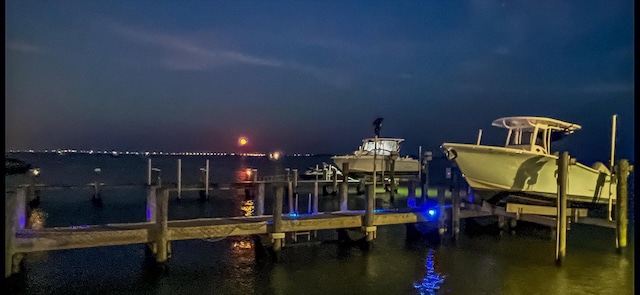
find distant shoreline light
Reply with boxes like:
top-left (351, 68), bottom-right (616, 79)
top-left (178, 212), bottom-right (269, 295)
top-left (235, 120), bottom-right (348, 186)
top-left (6, 150), bottom-right (316, 157)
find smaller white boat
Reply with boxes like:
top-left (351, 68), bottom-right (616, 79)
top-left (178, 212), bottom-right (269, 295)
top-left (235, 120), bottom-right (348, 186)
top-left (300, 162), bottom-right (360, 181)
top-left (441, 116), bottom-right (616, 205)
top-left (332, 138), bottom-right (420, 177)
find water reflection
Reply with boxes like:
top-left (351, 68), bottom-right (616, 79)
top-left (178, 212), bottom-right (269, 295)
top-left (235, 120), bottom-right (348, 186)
top-left (414, 249), bottom-right (446, 295)
top-left (28, 208), bottom-right (47, 229)
top-left (240, 200), bottom-right (255, 217)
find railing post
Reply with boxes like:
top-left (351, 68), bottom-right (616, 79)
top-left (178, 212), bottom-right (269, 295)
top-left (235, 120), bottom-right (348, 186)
top-left (146, 185), bottom-right (157, 222)
top-left (286, 168), bottom-right (294, 214)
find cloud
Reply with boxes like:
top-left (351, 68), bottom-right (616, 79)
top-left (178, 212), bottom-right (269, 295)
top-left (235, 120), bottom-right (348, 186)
top-left (105, 20), bottom-right (283, 70)
top-left (6, 41), bottom-right (41, 53)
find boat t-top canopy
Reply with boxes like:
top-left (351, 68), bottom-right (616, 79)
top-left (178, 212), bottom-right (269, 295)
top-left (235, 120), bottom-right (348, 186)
top-left (491, 117), bottom-right (582, 133)
top-left (358, 138), bottom-right (405, 156)
top-left (490, 117), bottom-right (581, 155)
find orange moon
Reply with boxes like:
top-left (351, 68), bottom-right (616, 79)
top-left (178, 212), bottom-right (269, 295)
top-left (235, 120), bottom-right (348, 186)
top-left (238, 137), bottom-right (248, 146)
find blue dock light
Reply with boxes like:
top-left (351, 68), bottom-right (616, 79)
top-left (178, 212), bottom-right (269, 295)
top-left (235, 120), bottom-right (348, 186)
top-left (427, 209), bottom-right (437, 217)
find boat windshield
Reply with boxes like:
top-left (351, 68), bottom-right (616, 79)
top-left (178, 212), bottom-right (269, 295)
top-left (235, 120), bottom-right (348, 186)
top-left (361, 140), bottom-right (400, 155)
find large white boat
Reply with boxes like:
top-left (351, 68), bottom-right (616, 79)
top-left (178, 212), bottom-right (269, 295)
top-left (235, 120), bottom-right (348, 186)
top-left (332, 138), bottom-right (420, 177)
top-left (441, 116), bottom-right (616, 205)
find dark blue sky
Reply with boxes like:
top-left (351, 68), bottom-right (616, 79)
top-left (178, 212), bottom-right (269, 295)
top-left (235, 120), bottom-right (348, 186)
top-left (5, 1), bottom-right (634, 163)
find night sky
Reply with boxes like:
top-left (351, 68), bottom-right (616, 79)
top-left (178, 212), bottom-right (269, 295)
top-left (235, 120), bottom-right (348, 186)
top-left (5, 1), bottom-right (634, 164)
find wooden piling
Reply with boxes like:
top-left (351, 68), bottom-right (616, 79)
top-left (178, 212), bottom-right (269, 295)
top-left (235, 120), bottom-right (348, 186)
top-left (155, 188), bottom-right (169, 263)
top-left (177, 159), bottom-right (182, 199)
top-left (615, 159), bottom-right (631, 254)
top-left (255, 183), bottom-right (265, 216)
top-left (364, 183), bottom-right (376, 241)
top-left (437, 187), bottom-right (446, 236)
top-left (205, 159), bottom-right (210, 199)
top-left (146, 185), bottom-right (157, 222)
top-left (389, 157), bottom-right (396, 201)
top-left (147, 158), bottom-right (152, 186)
top-left (340, 163), bottom-right (349, 211)
top-left (272, 185), bottom-right (285, 251)
top-left (332, 167), bottom-right (338, 193)
top-left (451, 187), bottom-right (460, 240)
top-left (555, 151), bottom-right (569, 266)
top-left (313, 173), bottom-right (319, 214)
top-left (286, 169), bottom-right (294, 213)
top-left (5, 190), bottom-right (19, 278)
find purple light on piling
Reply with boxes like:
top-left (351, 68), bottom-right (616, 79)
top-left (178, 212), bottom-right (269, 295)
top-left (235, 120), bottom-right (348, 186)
top-left (19, 215), bottom-right (26, 228)
top-left (146, 205), bottom-right (152, 221)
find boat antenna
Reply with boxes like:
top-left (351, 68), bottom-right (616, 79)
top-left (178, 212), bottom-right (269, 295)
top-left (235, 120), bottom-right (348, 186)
top-left (373, 118), bottom-right (384, 137)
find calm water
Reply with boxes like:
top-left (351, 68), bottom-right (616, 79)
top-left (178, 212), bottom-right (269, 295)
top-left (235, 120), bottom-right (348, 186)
top-left (5, 153), bottom-right (635, 295)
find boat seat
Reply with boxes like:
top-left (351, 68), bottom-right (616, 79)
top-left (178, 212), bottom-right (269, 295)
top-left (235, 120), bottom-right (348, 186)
top-left (506, 144), bottom-right (547, 154)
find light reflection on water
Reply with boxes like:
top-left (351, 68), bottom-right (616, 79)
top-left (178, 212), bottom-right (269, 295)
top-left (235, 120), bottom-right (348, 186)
top-left (414, 249), bottom-right (445, 295)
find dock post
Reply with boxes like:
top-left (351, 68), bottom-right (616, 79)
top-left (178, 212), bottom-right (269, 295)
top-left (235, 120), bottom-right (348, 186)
top-left (155, 188), bottom-right (170, 264)
top-left (615, 159), bottom-right (631, 254)
top-left (407, 179), bottom-right (417, 207)
top-left (555, 151), bottom-right (569, 266)
top-left (5, 189), bottom-right (23, 278)
top-left (147, 158), bottom-right (152, 186)
top-left (437, 187), bottom-right (446, 237)
top-left (451, 187), bottom-right (460, 241)
top-left (286, 168), bottom-right (294, 214)
top-left (255, 183), bottom-right (265, 216)
top-left (340, 163), bottom-right (349, 211)
top-left (177, 159), bottom-right (182, 199)
top-left (293, 169), bottom-right (299, 213)
top-left (271, 185), bottom-right (285, 251)
top-left (313, 173), bottom-right (319, 214)
top-left (364, 183), bottom-right (377, 242)
top-left (146, 185), bottom-right (157, 222)
top-left (91, 168), bottom-right (103, 202)
top-left (332, 167), bottom-right (338, 193)
top-left (205, 159), bottom-right (210, 199)
top-left (389, 156), bottom-right (396, 202)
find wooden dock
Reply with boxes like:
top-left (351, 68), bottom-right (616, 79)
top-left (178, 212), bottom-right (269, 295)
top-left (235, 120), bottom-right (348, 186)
top-left (5, 177), bottom-right (437, 278)
top-left (5, 157), bottom-right (632, 278)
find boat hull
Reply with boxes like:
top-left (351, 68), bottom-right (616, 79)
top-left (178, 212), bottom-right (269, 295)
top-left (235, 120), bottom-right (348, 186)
top-left (332, 156), bottom-right (420, 176)
top-left (441, 143), bottom-right (616, 204)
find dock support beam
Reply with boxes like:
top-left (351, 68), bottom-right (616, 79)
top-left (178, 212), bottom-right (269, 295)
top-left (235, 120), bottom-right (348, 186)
top-left (364, 183), bottom-right (377, 242)
top-left (615, 159), bottom-right (631, 254)
top-left (272, 185), bottom-right (285, 251)
top-left (340, 163), bottom-right (349, 211)
top-left (555, 151), bottom-right (569, 266)
top-left (286, 169), bottom-right (294, 214)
